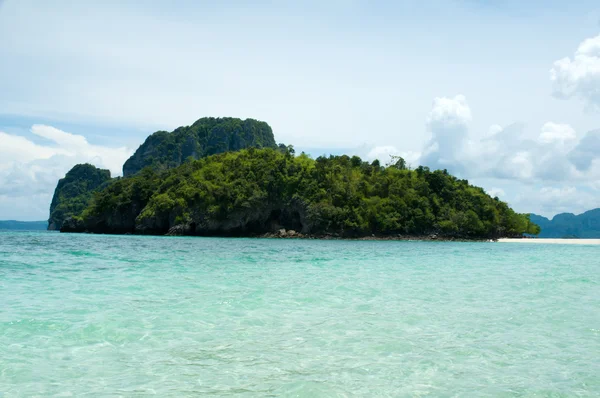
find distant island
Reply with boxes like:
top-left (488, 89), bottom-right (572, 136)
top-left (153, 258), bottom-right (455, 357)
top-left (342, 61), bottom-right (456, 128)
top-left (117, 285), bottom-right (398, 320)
top-left (0, 220), bottom-right (47, 231)
top-left (529, 209), bottom-right (600, 238)
top-left (49, 117), bottom-right (540, 240)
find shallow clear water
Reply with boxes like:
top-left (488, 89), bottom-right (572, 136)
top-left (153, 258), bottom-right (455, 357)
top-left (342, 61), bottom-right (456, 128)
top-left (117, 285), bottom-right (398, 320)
top-left (1, 232), bottom-right (599, 397)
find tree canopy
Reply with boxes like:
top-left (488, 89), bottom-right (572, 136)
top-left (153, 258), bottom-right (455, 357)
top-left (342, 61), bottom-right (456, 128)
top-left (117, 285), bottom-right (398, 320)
top-left (67, 148), bottom-right (540, 238)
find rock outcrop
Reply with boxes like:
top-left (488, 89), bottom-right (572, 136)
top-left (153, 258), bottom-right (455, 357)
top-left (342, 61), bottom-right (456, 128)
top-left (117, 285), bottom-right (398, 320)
top-left (48, 164), bottom-right (111, 230)
top-left (122, 117), bottom-right (277, 176)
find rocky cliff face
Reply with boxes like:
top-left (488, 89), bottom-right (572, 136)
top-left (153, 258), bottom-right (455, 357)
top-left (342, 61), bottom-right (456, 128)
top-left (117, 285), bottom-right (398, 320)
top-left (122, 117), bottom-right (277, 176)
top-left (62, 195), bottom-right (147, 234)
top-left (135, 199), bottom-right (311, 237)
top-left (48, 164), bottom-right (111, 230)
top-left (61, 194), bottom-right (311, 237)
top-left (50, 116), bottom-right (278, 231)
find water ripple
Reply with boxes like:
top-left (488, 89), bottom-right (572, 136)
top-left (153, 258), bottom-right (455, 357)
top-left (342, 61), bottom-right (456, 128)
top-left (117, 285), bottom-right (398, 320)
top-left (0, 231), bottom-right (598, 396)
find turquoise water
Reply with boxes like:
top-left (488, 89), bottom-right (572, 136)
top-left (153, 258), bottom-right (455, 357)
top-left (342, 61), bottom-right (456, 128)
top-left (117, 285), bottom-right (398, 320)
top-left (1, 232), bottom-right (599, 397)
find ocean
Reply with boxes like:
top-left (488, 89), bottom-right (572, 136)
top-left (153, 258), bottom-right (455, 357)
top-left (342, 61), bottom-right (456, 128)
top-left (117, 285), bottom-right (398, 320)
top-left (1, 231), bottom-right (598, 396)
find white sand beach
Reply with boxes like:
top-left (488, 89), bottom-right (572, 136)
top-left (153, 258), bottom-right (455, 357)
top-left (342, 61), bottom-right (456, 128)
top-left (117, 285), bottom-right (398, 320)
top-left (498, 238), bottom-right (600, 245)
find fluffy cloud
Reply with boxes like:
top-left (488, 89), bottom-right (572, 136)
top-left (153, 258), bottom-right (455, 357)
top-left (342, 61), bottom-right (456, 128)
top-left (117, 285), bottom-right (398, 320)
top-left (0, 125), bottom-right (132, 220)
top-left (351, 92), bottom-right (599, 216)
top-left (568, 129), bottom-right (600, 172)
top-left (513, 186), bottom-right (599, 217)
top-left (365, 95), bottom-right (600, 196)
top-left (421, 95), bottom-right (471, 172)
top-left (538, 122), bottom-right (577, 145)
top-left (550, 33), bottom-right (600, 109)
top-left (416, 95), bottom-right (600, 185)
top-left (486, 187), bottom-right (505, 198)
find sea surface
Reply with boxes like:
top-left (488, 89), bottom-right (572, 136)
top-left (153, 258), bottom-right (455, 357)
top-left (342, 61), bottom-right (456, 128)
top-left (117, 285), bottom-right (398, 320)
top-left (1, 231), bottom-right (599, 397)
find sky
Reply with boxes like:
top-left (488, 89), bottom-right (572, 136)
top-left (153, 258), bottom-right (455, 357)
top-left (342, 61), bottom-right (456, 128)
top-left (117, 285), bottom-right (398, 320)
top-left (0, 0), bottom-right (599, 220)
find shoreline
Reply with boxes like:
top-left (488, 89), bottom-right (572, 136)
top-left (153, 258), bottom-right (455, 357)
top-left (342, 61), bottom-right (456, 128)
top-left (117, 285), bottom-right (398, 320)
top-left (38, 230), bottom-right (600, 244)
top-left (256, 231), bottom-right (492, 242)
top-left (62, 228), bottom-right (495, 241)
top-left (498, 238), bottom-right (600, 245)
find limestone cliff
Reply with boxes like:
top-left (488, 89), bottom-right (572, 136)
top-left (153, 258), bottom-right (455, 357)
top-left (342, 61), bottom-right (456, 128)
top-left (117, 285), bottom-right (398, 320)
top-left (122, 117), bottom-right (277, 176)
top-left (48, 164), bottom-right (111, 230)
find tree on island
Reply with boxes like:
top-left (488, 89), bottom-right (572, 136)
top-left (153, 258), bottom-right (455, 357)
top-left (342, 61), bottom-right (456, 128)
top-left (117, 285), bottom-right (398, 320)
top-left (60, 148), bottom-right (539, 239)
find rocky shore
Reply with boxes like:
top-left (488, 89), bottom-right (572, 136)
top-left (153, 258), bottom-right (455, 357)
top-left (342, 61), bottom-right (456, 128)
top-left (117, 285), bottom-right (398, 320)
top-left (163, 226), bottom-right (493, 242)
top-left (259, 229), bottom-right (493, 241)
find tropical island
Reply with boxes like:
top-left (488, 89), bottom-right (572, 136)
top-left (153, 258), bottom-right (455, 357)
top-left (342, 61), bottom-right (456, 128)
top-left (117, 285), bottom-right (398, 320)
top-left (49, 117), bottom-right (540, 240)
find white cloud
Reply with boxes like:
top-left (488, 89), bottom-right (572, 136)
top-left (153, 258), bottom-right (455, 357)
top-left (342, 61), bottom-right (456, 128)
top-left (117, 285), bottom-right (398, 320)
top-left (31, 124), bottom-right (89, 151)
top-left (550, 33), bottom-right (600, 109)
top-left (349, 91), bottom-right (599, 217)
top-left (0, 126), bottom-right (132, 220)
top-left (366, 145), bottom-right (401, 161)
top-left (513, 186), bottom-right (599, 217)
top-left (487, 187), bottom-right (505, 198)
top-left (486, 124), bottom-right (503, 137)
top-left (425, 95), bottom-right (472, 132)
top-left (568, 129), bottom-right (600, 172)
top-left (0, 132), bottom-right (62, 165)
top-left (538, 122), bottom-right (577, 146)
top-left (416, 95), bottom-right (599, 185)
top-left (30, 125), bottom-right (131, 176)
top-left (421, 95), bottom-right (471, 172)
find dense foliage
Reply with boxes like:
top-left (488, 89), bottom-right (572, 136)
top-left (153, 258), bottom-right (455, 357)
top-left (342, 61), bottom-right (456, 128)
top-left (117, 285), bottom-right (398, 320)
top-left (69, 148), bottom-right (539, 238)
top-left (48, 164), bottom-right (112, 230)
top-left (530, 209), bottom-right (600, 238)
top-left (122, 117), bottom-right (277, 176)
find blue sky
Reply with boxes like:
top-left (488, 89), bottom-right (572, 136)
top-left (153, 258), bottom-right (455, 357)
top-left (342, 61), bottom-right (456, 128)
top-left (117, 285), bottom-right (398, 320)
top-left (1, 0), bottom-right (599, 220)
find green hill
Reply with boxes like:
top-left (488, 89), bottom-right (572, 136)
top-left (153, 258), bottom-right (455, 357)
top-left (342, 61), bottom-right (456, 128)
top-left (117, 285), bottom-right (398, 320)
top-left (530, 209), bottom-right (600, 238)
top-left (61, 148), bottom-right (539, 239)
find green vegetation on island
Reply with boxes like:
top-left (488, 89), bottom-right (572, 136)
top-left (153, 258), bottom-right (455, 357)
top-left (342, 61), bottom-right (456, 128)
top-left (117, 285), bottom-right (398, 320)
top-left (62, 147), bottom-right (539, 239)
top-left (122, 117), bottom-right (277, 176)
top-left (529, 209), bottom-right (600, 238)
top-left (49, 117), bottom-right (279, 230)
top-left (48, 164), bottom-right (112, 230)
top-left (50, 116), bottom-right (538, 238)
